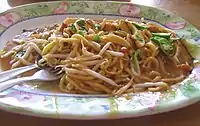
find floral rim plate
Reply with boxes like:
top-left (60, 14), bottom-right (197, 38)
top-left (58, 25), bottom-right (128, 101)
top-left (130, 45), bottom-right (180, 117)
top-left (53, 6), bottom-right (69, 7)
top-left (0, 1), bottom-right (200, 120)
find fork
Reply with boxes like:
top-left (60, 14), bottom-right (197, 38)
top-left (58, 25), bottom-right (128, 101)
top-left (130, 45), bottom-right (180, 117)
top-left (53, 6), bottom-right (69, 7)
top-left (0, 64), bottom-right (38, 83)
top-left (0, 55), bottom-right (60, 83)
top-left (0, 69), bottom-right (63, 92)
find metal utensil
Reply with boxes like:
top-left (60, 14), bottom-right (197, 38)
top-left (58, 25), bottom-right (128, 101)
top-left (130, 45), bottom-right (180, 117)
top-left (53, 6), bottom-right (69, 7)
top-left (0, 55), bottom-right (62, 82)
top-left (0, 64), bottom-right (38, 83)
top-left (0, 69), bottom-right (63, 92)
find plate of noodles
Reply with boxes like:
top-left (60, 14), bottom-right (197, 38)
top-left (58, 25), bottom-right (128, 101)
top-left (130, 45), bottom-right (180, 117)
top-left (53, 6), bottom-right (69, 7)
top-left (0, 1), bottom-right (200, 119)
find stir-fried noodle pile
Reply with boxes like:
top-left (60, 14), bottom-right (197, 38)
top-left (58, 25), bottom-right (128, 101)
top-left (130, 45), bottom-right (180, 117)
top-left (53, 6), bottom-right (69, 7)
top-left (0, 18), bottom-right (193, 95)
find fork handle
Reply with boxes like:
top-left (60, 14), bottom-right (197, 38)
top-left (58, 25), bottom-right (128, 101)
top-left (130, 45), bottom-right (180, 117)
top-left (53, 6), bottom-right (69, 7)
top-left (0, 76), bottom-right (35, 92)
top-left (0, 64), bottom-right (38, 83)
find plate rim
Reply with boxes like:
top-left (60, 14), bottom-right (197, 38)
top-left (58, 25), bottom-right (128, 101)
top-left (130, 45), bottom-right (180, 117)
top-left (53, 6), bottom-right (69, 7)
top-left (0, 1), bottom-right (200, 120)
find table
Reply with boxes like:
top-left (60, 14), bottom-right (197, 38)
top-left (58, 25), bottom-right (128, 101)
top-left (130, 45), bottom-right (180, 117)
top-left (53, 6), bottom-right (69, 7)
top-left (0, 0), bottom-right (200, 126)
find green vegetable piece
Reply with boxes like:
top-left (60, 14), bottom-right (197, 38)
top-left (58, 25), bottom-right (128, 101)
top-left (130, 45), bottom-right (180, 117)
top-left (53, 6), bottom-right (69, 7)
top-left (76, 19), bottom-right (85, 27)
top-left (78, 30), bottom-right (87, 37)
top-left (151, 36), bottom-right (176, 57)
top-left (131, 49), bottom-right (140, 73)
top-left (132, 22), bottom-right (149, 30)
top-left (79, 26), bottom-right (86, 30)
top-left (93, 34), bottom-right (100, 42)
top-left (70, 24), bottom-right (77, 33)
top-left (94, 24), bottom-right (101, 30)
top-left (136, 34), bottom-right (145, 43)
top-left (152, 32), bottom-right (171, 39)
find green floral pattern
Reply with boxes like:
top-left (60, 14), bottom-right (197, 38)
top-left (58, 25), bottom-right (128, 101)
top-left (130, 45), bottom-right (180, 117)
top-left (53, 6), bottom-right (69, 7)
top-left (0, 1), bottom-right (200, 119)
